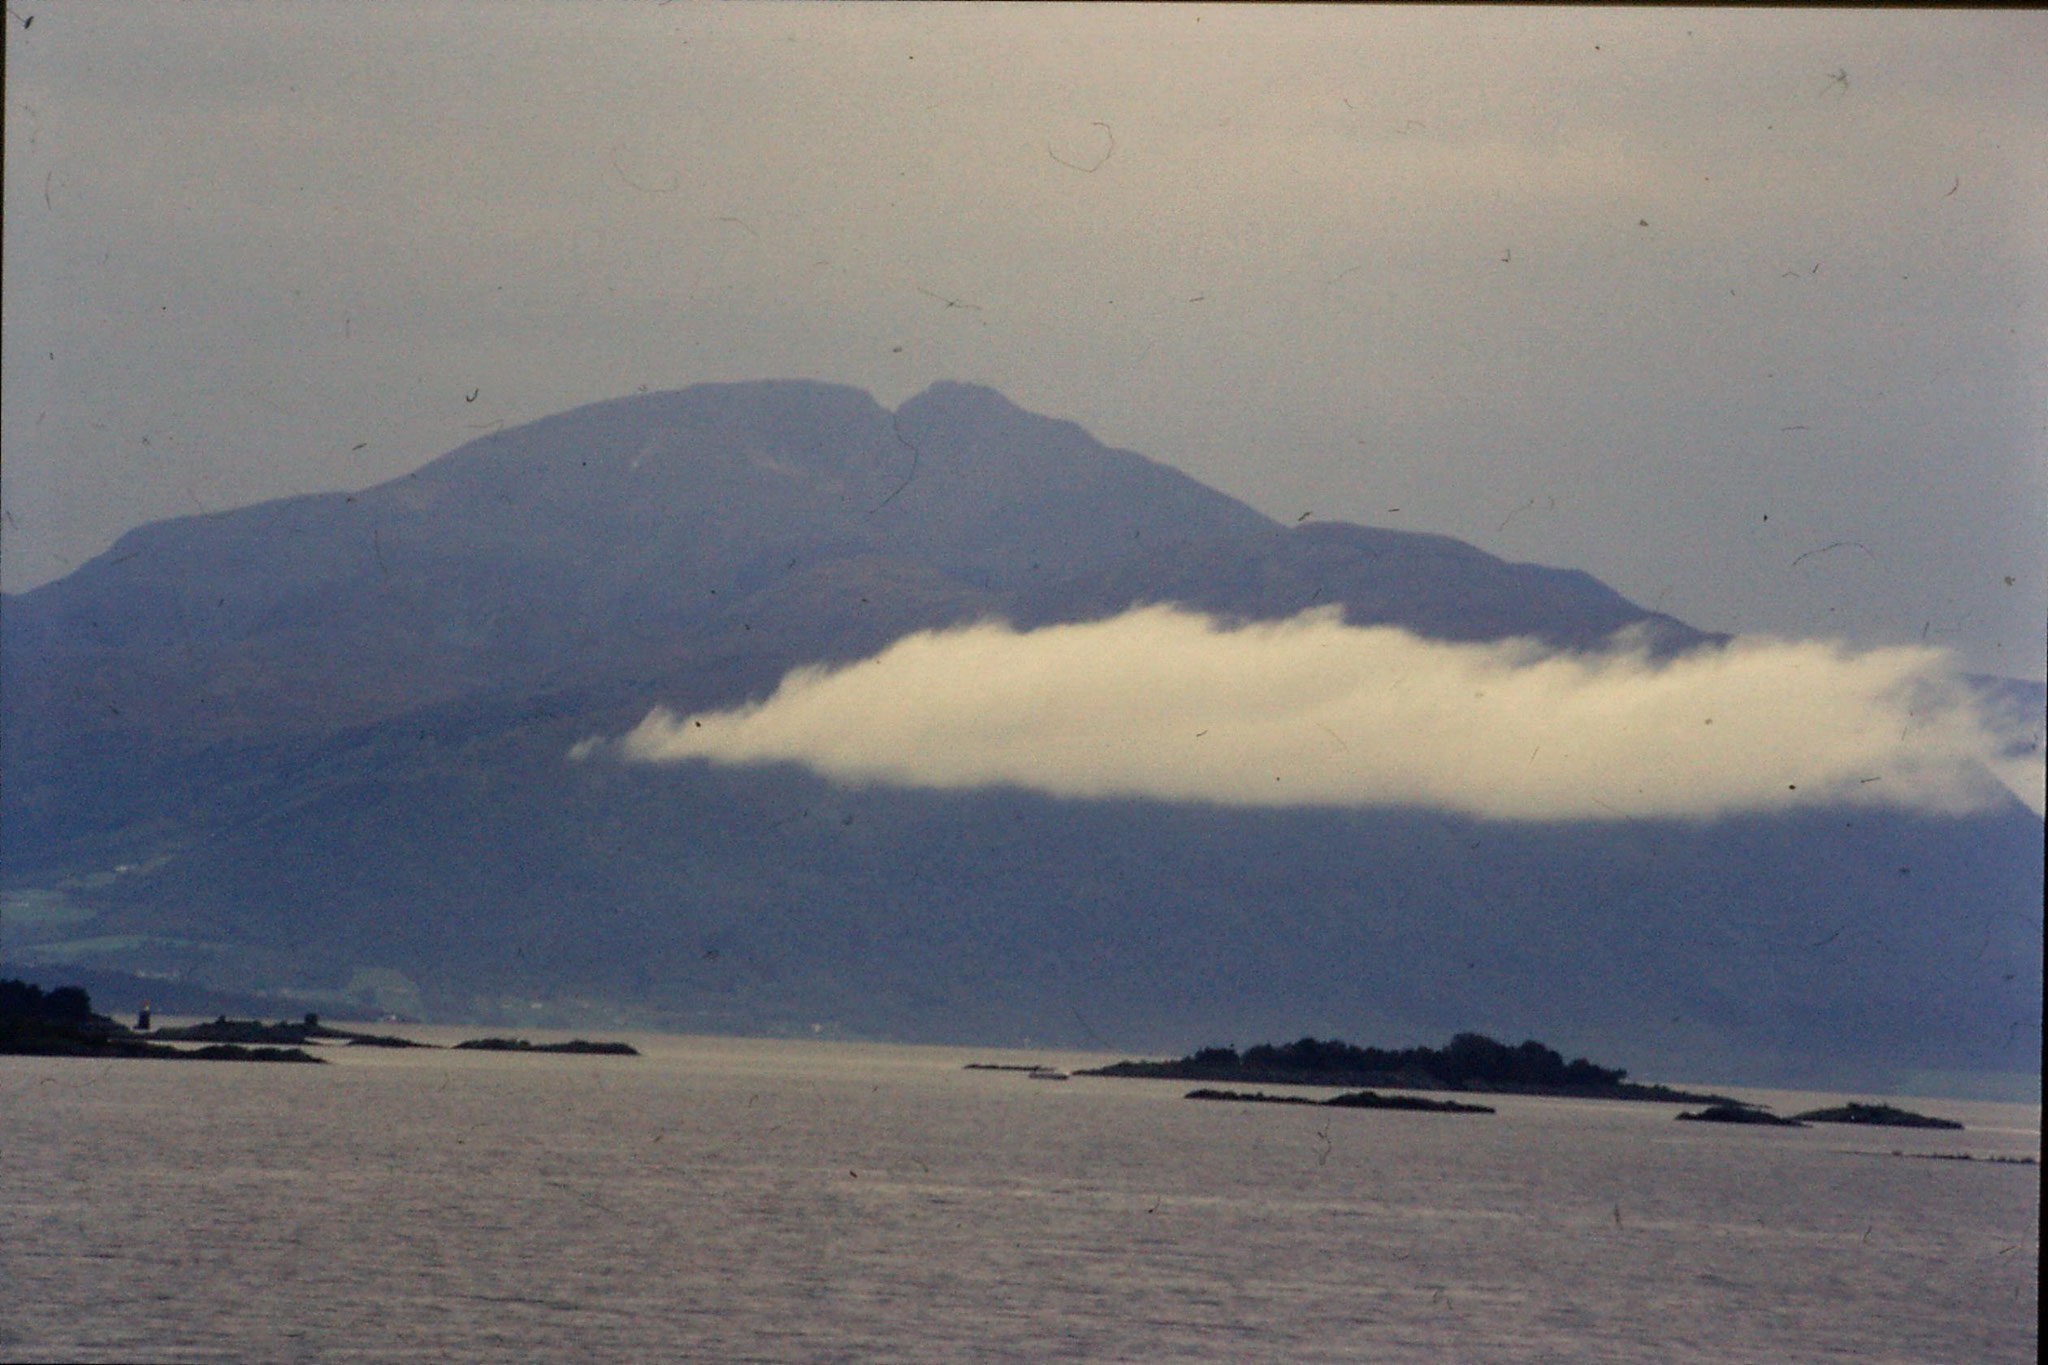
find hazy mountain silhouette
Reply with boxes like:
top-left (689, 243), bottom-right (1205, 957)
top-left (3, 381), bottom-right (2037, 1092)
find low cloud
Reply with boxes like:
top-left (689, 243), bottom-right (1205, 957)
top-left (583, 607), bottom-right (2043, 821)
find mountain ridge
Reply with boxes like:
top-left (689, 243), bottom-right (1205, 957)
top-left (3, 380), bottom-right (2038, 1093)
top-left (1, 379), bottom-right (1717, 754)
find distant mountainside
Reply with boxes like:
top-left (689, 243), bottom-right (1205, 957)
top-left (1, 381), bottom-right (1703, 749)
top-left (5, 381), bottom-right (1258, 741)
top-left (2, 381), bottom-right (2037, 1094)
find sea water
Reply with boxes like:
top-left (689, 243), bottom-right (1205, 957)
top-left (2, 1029), bottom-right (2037, 1363)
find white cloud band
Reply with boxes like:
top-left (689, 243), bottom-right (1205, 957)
top-left (586, 607), bottom-right (2043, 821)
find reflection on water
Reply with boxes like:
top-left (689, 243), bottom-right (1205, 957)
top-left (2, 1031), bottom-right (2037, 1363)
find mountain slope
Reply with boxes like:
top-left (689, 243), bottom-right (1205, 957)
top-left (2, 382), bottom-right (1270, 743)
top-left (3, 381), bottom-right (2037, 1093)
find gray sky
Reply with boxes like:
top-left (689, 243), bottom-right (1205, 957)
top-left (5, 3), bottom-right (2044, 680)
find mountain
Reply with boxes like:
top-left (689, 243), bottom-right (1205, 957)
top-left (1, 381), bottom-right (1698, 751)
top-left (3, 381), bottom-right (2038, 1094)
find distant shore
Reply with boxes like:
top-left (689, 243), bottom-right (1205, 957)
top-left (1081, 1033), bottom-right (1741, 1105)
top-left (2, 980), bottom-right (638, 1063)
top-left (1187, 1087), bottom-right (1496, 1115)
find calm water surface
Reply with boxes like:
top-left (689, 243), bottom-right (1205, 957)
top-left (3, 1029), bottom-right (2037, 1362)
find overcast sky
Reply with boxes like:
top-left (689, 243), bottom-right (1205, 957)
top-left (5, 4), bottom-right (2043, 680)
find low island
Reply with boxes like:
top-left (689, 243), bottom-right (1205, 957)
top-left (1676, 1104), bottom-right (1806, 1127)
top-left (156, 1020), bottom-right (640, 1054)
top-left (1676, 1100), bottom-right (1966, 1129)
top-left (151, 1016), bottom-right (427, 1048)
top-left (1, 980), bottom-right (323, 1063)
top-left (3, 979), bottom-right (640, 1062)
top-left (1188, 1087), bottom-right (1495, 1115)
top-left (1083, 1032), bottom-right (1737, 1105)
top-left (453, 1037), bottom-right (640, 1055)
top-left (1791, 1102), bottom-right (1963, 1130)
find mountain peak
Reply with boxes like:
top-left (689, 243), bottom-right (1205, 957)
top-left (904, 378), bottom-right (1012, 408)
top-left (5, 381), bottom-right (2036, 1087)
top-left (0, 379), bottom-right (1271, 738)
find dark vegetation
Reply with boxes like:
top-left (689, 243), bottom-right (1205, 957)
top-left (1085, 1032), bottom-right (1735, 1103)
top-left (1187, 1087), bottom-right (1495, 1114)
top-left (153, 1015), bottom-right (429, 1048)
top-left (1, 977), bottom-right (95, 1028)
top-left (1, 982), bottom-right (635, 1060)
top-left (139, 1014), bottom-right (636, 1054)
top-left (346, 1033), bottom-right (437, 1048)
top-left (0, 979), bottom-right (322, 1063)
top-left (179, 1044), bottom-right (326, 1063)
top-left (1676, 1099), bottom-right (1971, 1130)
top-left (1791, 1102), bottom-right (1963, 1130)
top-left (1676, 1104), bottom-right (1805, 1127)
top-left (452, 1037), bottom-right (640, 1055)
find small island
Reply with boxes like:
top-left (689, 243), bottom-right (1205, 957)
top-left (1083, 1032), bottom-right (1736, 1104)
top-left (150, 1015), bottom-right (428, 1048)
top-left (1, 980), bottom-right (324, 1063)
top-left (1189, 1087), bottom-right (1495, 1115)
top-left (1885, 1151), bottom-right (2035, 1166)
top-left (1791, 1102), bottom-right (1963, 1130)
top-left (146, 1020), bottom-right (639, 1055)
top-left (1676, 1104), bottom-right (1805, 1127)
top-left (452, 1037), bottom-right (640, 1055)
top-left (3, 981), bottom-right (641, 1062)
